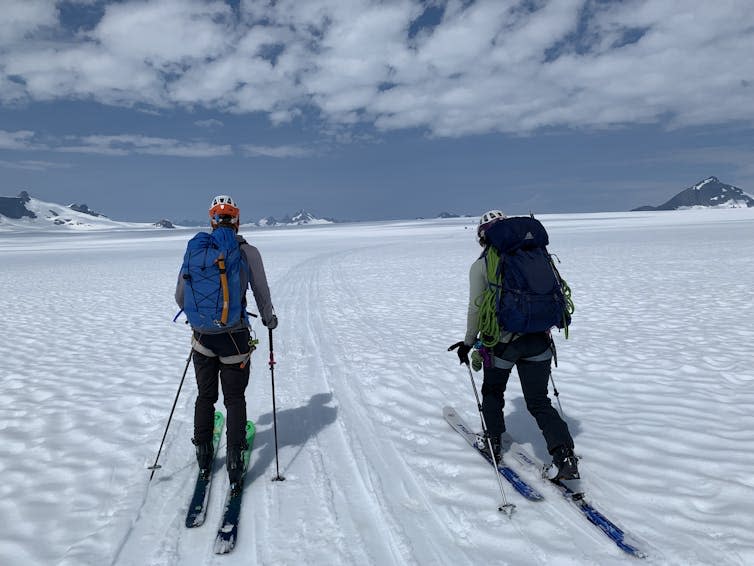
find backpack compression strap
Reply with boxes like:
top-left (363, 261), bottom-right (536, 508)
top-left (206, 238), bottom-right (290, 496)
top-left (217, 254), bottom-right (230, 326)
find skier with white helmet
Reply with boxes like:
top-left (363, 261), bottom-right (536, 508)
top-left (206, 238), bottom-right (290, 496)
top-left (449, 210), bottom-right (578, 480)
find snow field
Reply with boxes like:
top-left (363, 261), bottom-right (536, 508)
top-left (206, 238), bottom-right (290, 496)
top-left (0, 209), bottom-right (753, 565)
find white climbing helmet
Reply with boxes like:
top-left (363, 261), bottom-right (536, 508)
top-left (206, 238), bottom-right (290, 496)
top-left (477, 209), bottom-right (506, 244)
top-left (210, 195), bottom-right (237, 209)
top-left (209, 195), bottom-right (240, 229)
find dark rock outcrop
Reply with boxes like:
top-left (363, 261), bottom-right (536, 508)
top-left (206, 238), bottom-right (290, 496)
top-left (69, 203), bottom-right (106, 217)
top-left (0, 191), bottom-right (36, 219)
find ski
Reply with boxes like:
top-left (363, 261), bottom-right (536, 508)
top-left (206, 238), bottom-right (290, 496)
top-left (185, 411), bottom-right (225, 528)
top-left (502, 433), bottom-right (647, 558)
top-left (213, 420), bottom-right (257, 554)
top-left (443, 406), bottom-right (543, 501)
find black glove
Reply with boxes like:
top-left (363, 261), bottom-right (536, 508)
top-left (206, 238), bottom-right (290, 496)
top-left (265, 314), bottom-right (278, 330)
top-left (448, 341), bottom-right (472, 365)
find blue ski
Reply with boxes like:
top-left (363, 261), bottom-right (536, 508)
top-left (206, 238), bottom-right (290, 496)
top-left (185, 411), bottom-right (224, 528)
top-left (443, 406), bottom-right (543, 501)
top-left (503, 433), bottom-right (647, 558)
top-left (213, 421), bottom-right (257, 554)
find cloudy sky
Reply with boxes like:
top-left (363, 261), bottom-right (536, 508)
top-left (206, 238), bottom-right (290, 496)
top-left (1, 0), bottom-right (753, 222)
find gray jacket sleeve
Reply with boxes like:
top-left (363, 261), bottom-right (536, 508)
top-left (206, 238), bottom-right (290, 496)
top-left (464, 257), bottom-right (487, 345)
top-left (175, 272), bottom-right (185, 308)
top-left (241, 242), bottom-right (275, 325)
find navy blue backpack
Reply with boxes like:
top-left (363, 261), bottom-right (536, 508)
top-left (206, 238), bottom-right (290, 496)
top-left (180, 227), bottom-right (248, 331)
top-left (484, 216), bottom-right (572, 336)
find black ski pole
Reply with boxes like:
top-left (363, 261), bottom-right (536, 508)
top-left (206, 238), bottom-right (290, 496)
top-left (549, 370), bottom-right (567, 421)
top-left (148, 348), bottom-right (192, 480)
top-left (464, 362), bottom-right (515, 516)
top-left (547, 337), bottom-right (567, 420)
top-left (269, 328), bottom-right (285, 481)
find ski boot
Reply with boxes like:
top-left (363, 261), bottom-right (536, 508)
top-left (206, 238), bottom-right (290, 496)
top-left (226, 439), bottom-right (249, 496)
top-left (193, 438), bottom-right (214, 480)
top-left (550, 445), bottom-right (580, 481)
top-left (479, 434), bottom-right (502, 462)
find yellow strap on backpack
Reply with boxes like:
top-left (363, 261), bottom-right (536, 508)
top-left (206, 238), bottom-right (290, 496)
top-left (217, 255), bottom-right (230, 325)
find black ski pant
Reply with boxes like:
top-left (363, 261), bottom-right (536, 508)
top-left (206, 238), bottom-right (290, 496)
top-left (481, 332), bottom-right (574, 454)
top-left (192, 329), bottom-right (251, 450)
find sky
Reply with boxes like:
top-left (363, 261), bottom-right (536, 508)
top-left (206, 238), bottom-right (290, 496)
top-left (1, 0), bottom-right (753, 223)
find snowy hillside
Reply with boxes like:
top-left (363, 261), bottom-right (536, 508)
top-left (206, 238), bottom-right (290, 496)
top-left (0, 191), bottom-right (171, 231)
top-left (1, 210), bottom-right (753, 566)
top-left (633, 176), bottom-right (754, 210)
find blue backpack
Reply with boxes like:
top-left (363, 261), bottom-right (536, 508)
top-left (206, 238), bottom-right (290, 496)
top-left (179, 227), bottom-right (248, 331)
top-left (484, 216), bottom-right (572, 336)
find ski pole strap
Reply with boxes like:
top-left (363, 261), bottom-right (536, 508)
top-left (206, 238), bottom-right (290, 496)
top-left (173, 309), bottom-right (184, 323)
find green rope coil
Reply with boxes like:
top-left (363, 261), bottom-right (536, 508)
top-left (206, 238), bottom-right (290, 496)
top-left (476, 248), bottom-right (502, 348)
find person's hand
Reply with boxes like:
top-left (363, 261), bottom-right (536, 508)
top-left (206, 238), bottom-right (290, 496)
top-left (265, 315), bottom-right (278, 330)
top-left (448, 341), bottom-right (472, 365)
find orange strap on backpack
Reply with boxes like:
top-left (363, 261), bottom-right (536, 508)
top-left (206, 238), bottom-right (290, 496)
top-left (216, 255), bottom-right (230, 325)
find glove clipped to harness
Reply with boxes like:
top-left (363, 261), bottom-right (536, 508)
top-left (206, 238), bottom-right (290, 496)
top-left (448, 341), bottom-right (472, 365)
top-left (470, 349), bottom-right (483, 372)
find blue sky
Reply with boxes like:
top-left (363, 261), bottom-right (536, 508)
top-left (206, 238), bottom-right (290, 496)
top-left (1, 0), bottom-right (753, 222)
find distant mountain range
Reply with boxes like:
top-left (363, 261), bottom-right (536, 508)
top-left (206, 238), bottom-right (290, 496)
top-left (255, 210), bottom-right (336, 226)
top-left (633, 177), bottom-right (754, 211)
top-left (173, 211), bottom-right (336, 227)
top-left (0, 190), bottom-right (337, 231)
top-left (7, 179), bottom-right (747, 232)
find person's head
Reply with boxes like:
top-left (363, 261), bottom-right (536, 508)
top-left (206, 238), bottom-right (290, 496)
top-left (477, 209), bottom-right (506, 246)
top-left (209, 195), bottom-right (240, 231)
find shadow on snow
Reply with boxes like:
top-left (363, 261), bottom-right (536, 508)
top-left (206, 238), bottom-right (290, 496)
top-left (246, 392), bottom-right (338, 482)
top-left (503, 395), bottom-right (583, 462)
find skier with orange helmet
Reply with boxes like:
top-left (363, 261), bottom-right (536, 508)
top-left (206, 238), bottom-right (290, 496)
top-left (176, 195), bottom-right (277, 491)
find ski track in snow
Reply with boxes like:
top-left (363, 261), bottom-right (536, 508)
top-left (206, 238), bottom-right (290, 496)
top-left (0, 210), bottom-right (753, 566)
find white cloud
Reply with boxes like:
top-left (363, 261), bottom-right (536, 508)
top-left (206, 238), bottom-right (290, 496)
top-left (57, 134), bottom-right (232, 157)
top-left (0, 129), bottom-right (231, 157)
top-left (0, 159), bottom-right (72, 171)
top-left (242, 144), bottom-right (314, 158)
top-left (0, 0), bottom-right (57, 46)
top-left (1, 0), bottom-right (753, 137)
top-left (0, 130), bottom-right (37, 150)
top-left (6, 44), bottom-right (166, 105)
top-left (92, 0), bottom-right (233, 68)
top-left (194, 119), bottom-right (224, 128)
